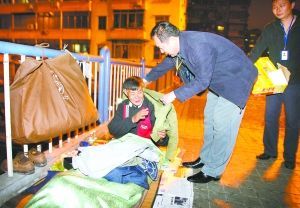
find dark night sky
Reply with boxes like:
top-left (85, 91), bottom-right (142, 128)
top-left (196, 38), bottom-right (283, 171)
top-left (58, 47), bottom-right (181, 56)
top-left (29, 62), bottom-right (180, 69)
top-left (248, 0), bottom-right (300, 30)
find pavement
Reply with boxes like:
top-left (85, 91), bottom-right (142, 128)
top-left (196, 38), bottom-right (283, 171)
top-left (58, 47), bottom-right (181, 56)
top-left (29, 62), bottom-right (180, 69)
top-left (0, 92), bottom-right (299, 208)
top-left (173, 93), bottom-right (300, 208)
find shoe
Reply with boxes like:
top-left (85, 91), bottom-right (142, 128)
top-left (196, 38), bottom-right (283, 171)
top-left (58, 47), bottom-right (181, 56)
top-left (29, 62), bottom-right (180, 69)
top-left (28, 148), bottom-right (47, 167)
top-left (256, 153), bottom-right (277, 160)
top-left (182, 157), bottom-right (204, 169)
top-left (284, 161), bottom-right (295, 170)
top-left (187, 171), bottom-right (220, 183)
top-left (63, 157), bottom-right (73, 170)
top-left (1, 153), bottom-right (35, 175)
top-left (140, 159), bottom-right (158, 181)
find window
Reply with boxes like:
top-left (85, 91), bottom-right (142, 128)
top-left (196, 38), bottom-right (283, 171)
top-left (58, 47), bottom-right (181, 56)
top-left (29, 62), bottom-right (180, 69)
top-left (38, 39), bottom-right (60, 50)
top-left (155, 15), bottom-right (169, 23)
top-left (154, 46), bottom-right (163, 59)
top-left (112, 40), bottom-right (143, 59)
top-left (0, 0), bottom-right (12, 4)
top-left (14, 0), bottom-right (30, 3)
top-left (0, 15), bottom-right (11, 29)
top-left (98, 16), bottom-right (106, 30)
top-left (113, 10), bottom-right (143, 29)
top-left (37, 12), bottom-right (60, 30)
top-left (14, 39), bottom-right (36, 46)
top-left (63, 40), bottom-right (90, 53)
top-left (14, 13), bottom-right (35, 30)
top-left (230, 11), bottom-right (248, 20)
top-left (63, 12), bottom-right (90, 29)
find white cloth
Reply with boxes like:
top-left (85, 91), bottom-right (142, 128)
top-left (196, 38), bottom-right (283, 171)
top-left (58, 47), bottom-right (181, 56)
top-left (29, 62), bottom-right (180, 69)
top-left (72, 133), bottom-right (162, 179)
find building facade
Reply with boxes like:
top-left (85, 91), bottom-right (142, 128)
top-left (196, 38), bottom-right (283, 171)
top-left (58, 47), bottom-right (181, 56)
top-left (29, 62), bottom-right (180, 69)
top-left (187, 0), bottom-right (251, 51)
top-left (0, 0), bottom-right (187, 66)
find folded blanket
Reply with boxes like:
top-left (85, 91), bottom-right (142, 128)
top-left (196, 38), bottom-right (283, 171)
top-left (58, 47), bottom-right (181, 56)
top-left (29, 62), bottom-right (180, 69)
top-left (25, 170), bottom-right (144, 208)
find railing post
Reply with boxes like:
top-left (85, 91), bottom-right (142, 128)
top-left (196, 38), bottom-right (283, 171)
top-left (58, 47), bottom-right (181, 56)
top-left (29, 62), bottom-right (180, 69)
top-left (4, 53), bottom-right (13, 177)
top-left (98, 46), bottom-right (111, 123)
top-left (140, 57), bottom-right (145, 78)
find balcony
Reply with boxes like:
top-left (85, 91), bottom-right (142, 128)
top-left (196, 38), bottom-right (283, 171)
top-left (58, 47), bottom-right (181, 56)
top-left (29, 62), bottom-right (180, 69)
top-left (0, 28), bottom-right (91, 40)
top-left (0, 1), bottom-right (91, 13)
top-left (107, 28), bottom-right (147, 41)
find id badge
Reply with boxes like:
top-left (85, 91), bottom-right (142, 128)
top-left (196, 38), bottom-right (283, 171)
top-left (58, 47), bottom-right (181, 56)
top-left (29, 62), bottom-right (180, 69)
top-left (281, 50), bottom-right (288, 60)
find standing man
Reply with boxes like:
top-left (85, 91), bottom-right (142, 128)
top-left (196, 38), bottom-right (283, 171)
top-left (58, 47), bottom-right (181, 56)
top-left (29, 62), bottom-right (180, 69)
top-left (250, 0), bottom-right (300, 169)
top-left (144, 21), bottom-right (257, 183)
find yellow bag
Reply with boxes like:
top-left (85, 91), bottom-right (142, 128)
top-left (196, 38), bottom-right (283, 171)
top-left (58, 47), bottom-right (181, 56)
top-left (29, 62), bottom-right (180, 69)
top-left (252, 57), bottom-right (290, 95)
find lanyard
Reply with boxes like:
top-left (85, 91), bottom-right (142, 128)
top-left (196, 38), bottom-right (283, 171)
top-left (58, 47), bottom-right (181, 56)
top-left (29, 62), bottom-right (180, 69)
top-left (176, 55), bottom-right (183, 72)
top-left (281, 15), bottom-right (294, 50)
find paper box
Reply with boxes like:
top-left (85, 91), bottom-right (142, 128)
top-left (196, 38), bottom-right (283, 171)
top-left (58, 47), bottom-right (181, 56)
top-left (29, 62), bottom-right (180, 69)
top-left (252, 57), bottom-right (290, 95)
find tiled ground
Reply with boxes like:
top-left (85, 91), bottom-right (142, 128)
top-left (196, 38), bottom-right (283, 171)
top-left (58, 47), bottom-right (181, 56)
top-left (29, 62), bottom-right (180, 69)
top-left (174, 93), bottom-right (300, 208)
top-left (1, 91), bottom-right (299, 208)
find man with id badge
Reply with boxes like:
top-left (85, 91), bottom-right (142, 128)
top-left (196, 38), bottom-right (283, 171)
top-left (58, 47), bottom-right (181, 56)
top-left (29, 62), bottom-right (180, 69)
top-left (249, 0), bottom-right (300, 169)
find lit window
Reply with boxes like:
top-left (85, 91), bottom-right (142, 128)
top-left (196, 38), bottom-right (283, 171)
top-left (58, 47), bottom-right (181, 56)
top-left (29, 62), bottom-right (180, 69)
top-left (63, 40), bottom-right (90, 53)
top-left (217, 25), bottom-right (224, 31)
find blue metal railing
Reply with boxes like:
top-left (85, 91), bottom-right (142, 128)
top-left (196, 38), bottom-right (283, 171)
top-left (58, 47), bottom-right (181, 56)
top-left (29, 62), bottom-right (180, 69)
top-left (0, 41), bottom-right (112, 122)
top-left (0, 40), bottom-right (146, 177)
top-left (98, 46), bottom-right (111, 123)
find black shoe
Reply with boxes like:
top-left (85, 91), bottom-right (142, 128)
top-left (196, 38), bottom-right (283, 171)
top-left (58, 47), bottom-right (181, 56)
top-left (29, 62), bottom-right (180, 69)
top-left (63, 157), bottom-right (73, 170)
top-left (187, 171), bottom-right (220, 183)
top-left (182, 157), bottom-right (204, 169)
top-left (284, 161), bottom-right (295, 170)
top-left (256, 153), bottom-right (277, 160)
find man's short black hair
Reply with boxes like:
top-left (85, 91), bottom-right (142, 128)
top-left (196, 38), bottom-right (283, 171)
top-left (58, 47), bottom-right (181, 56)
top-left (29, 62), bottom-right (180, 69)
top-left (122, 76), bottom-right (144, 91)
top-left (151, 21), bottom-right (180, 43)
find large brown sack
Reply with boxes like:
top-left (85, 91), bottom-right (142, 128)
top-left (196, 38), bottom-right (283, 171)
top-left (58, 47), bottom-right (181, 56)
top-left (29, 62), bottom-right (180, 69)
top-left (10, 53), bottom-right (99, 144)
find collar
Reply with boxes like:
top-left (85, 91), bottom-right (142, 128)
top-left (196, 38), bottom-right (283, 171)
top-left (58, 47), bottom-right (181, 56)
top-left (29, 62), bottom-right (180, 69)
top-left (128, 99), bottom-right (144, 108)
top-left (275, 14), bottom-right (299, 28)
top-left (178, 32), bottom-right (189, 61)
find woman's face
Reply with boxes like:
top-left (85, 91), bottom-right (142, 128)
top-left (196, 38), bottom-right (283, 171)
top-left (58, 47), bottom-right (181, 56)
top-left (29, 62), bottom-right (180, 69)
top-left (272, 0), bottom-right (295, 20)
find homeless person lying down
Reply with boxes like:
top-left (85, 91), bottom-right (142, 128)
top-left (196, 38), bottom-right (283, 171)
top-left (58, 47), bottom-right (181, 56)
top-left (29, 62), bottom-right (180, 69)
top-left (25, 77), bottom-right (178, 208)
top-left (26, 134), bottom-right (162, 208)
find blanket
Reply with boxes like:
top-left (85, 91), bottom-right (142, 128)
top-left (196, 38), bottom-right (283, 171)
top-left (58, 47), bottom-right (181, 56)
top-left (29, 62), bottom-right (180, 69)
top-left (72, 133), bottom-right (161, 178)
top-left (25, 170), bottom-right (144, 208)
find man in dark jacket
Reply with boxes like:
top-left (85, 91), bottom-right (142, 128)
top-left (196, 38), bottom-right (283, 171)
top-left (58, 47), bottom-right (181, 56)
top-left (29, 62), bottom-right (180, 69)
top-left (250, 0), bottom-right (300, 170)
top-left (144, 21), bottom-right (257, 183)
top-left (108, 76), bottom-right (179, 162)
top-left (108, 76), bottom-right (158, 139)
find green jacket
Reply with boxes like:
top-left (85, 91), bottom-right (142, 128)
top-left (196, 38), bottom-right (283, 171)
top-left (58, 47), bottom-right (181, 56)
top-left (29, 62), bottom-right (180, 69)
top-left (144, 89), bottom-right (178, 161)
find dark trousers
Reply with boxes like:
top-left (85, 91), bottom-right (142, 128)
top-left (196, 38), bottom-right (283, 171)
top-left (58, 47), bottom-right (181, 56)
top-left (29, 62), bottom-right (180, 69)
top-left (263, 84), bottom-right (300, 162)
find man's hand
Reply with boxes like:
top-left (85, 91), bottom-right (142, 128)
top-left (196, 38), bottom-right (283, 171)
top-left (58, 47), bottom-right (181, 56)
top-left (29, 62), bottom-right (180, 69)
top-left (157, 130), bottom-right (167, 139)
top-left (160, 91), bottom-right (176, 105)
top-left (143, 78), bottom-right (150, 86)
top-left (132, 108), bottom-right (149, 123)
